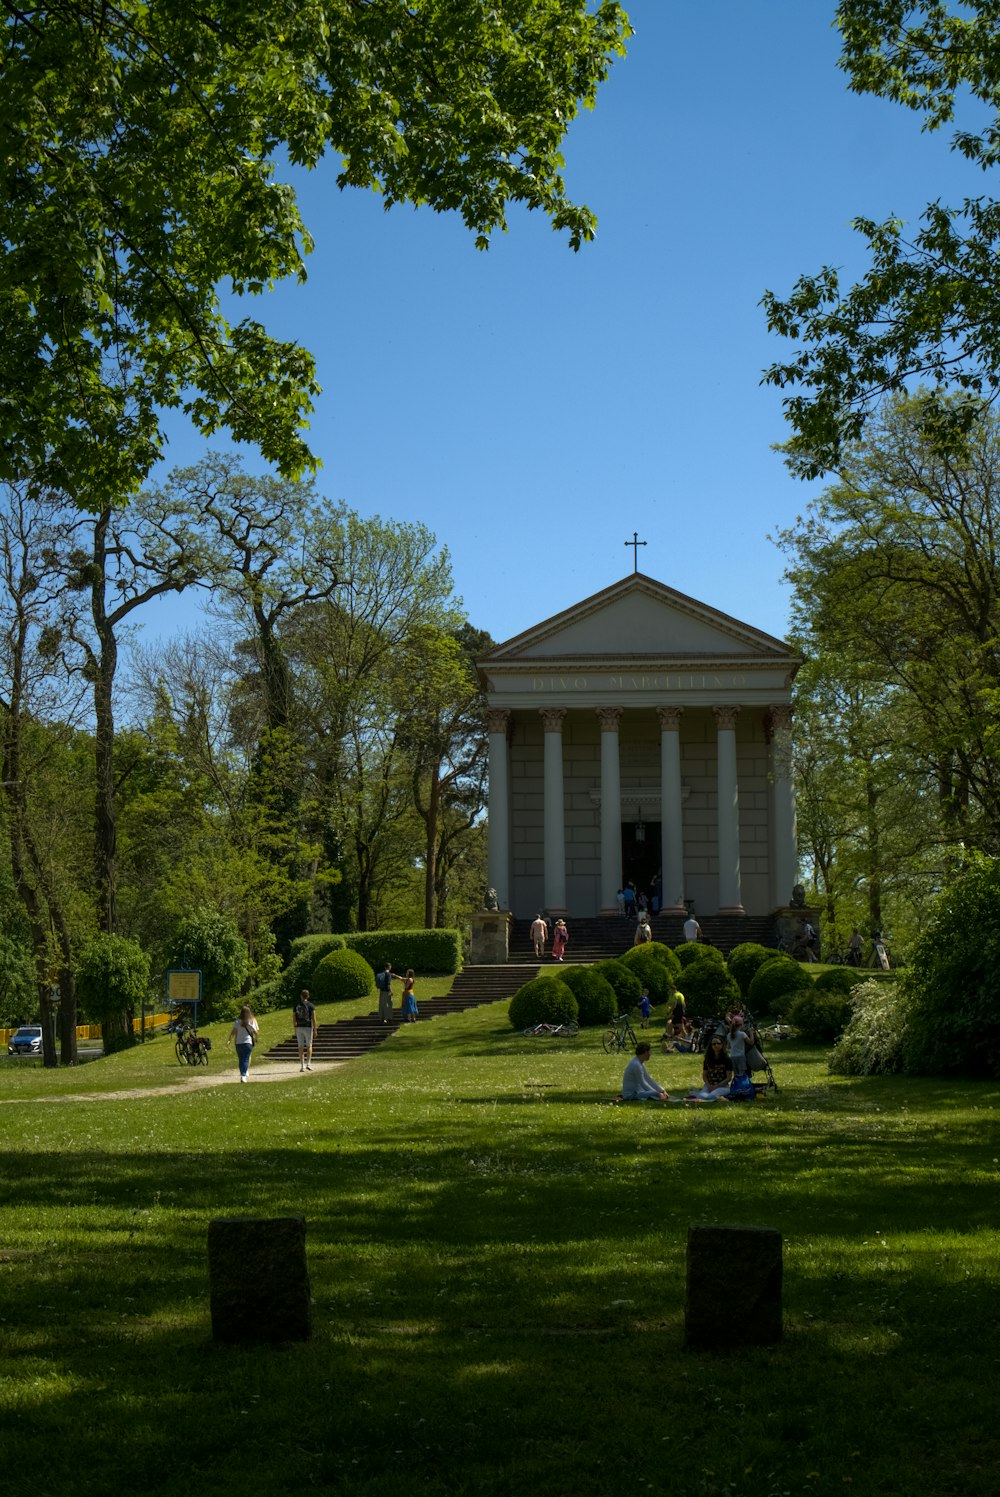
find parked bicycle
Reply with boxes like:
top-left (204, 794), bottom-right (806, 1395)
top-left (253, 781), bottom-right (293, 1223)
top-left (170, 1020), bottom-right (211, 1067)
top-left (602, 1012), bottom-right (638, 1054)
top-left (523, 1020), bottom-right (579, 1038)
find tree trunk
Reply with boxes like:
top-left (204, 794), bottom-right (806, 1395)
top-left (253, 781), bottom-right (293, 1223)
top-left (423, 768), bottom-right (440, 929)
top-left (92, 511), bottom-right (118, 933)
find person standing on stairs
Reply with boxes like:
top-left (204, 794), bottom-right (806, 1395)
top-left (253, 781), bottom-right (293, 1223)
top-left (375, 961), bottom-right (400, 1023)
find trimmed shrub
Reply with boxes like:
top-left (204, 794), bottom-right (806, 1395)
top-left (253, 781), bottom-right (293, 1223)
top-left (747, 955), bottom-right (812, 1018)
top-left (633, 940), bottom-right (682, 979)
top-left (508, 977), bottom-right (578, 1031)
top-left (675, 941), bottom-right (725, 969)
top-left (814, 966), bottom-right (861, 998)
top-left (343, 928), bottom-right (462, 975)
top-left (830, 979), bottom-right (909, 1075)
top-left (558, 966), bottom-right (617, 1027)
top-left (902, 856), bottom-right (1000, 1078)
top-left (788, 986), bottom-right (853, 1043)
top-left (727, 942), bottom-right (774, 998)
top-left (619, 945), bottom-right (677, 1003)
top-left (311, 948), bottom-right (376, 1004)
top-left (677, 956), bottom-right (740, 1014)
top-left (592, 959), bottom-right (643, 1012)
top-left (278, 935), bottom-right (346, 1006)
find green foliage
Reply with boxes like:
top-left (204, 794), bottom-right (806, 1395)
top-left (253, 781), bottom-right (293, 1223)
top-left (165, 911), bottom-right (249, 1017)
top-left (0, 932), bottom-right (39, 1028)
top-left (344, 929), bottom-right (462, 975)
top-left (747, 956), bottom-right (812, 1018)
top-left (814, 967), bottom-right (862, 997)
top-left (676, 957), bottom-right (740, 1014)
top-left (638, 940), bottom-right (682, 979)
top-left (592, 959), bottom-right (642, 1012)
top-left (557, 966), bottom-right (616, 1027)
top-left (0, 2), bottom-right (630, 501)
top-left (75, 933), bottom-right (150, 1052)
top-left (311, 949), bottom-right (375, 1005)
top-left (829, 979), bottom-right (910, 1076)
top-left (507, 977), bottom-right (578, 1031)
top-left (727, 942), bottom-right (775, 998)
top-left (902, 856), bottom-right (1000, 1077)
top-left (674, 941), bottom-right (724, 968)
top-left (788, 987), bottom-right (854, 1044)
top-left (618, 945), bottom-right (676, 1003)
top-left (765, 0), bottom-right (1000, 476)
top-left (278, 936), bottom-right (347, 1007)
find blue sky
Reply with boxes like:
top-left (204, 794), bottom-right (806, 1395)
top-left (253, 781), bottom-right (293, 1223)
top-left (147, 1), bottom-right (990, 651)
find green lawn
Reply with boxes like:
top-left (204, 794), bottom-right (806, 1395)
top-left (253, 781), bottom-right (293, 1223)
top-left (1, 996), bottom-right (998, 1497)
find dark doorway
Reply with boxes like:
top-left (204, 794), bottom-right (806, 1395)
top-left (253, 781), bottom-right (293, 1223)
top-left (621, 821), bottom-right (661, 902)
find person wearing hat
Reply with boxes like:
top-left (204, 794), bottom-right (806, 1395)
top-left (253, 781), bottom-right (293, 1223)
top-left (551, 918), bottom-right (569, 962)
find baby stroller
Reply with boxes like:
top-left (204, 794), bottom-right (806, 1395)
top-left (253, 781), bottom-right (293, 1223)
top-left (743, 1009), bottom-right (778, 1093)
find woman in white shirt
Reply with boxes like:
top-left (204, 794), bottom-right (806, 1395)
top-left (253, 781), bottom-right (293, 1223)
top-left (227, 1005), bottom-right (259, 1083)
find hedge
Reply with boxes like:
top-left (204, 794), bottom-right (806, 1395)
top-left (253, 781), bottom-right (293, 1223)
top-left (675, 941), bottom-right (725, 969)
top-left (279, 935), bottom-right (346, 1006)
top-left (676, 956), bottom-right (740, 1014)
top-left (508, 978), bottom-right (578, 1030)
top-left (343, 929), bottom-right (462, 975)
top-left (788, 986), bottom-right (854, 1043)
top-left (592, 959), bottom-right (643, 1012)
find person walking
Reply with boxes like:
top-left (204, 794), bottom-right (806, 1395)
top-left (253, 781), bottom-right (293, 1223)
top-left (293, 988), bottom-right (317, 1072)
top-left (227, 1004), bottom-right (259, 1083)
top-left (552, 918), bottom-right (569, 962)
top-left (633, 915), bottom-right (652, 946)
top-left (530, 913), bottom-right (548, 960)
top-left (683, 912), bottom-right (701, 943)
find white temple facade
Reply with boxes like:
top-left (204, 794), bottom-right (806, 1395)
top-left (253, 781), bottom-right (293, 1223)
top-left (476, 574), bottom-right (801, 920)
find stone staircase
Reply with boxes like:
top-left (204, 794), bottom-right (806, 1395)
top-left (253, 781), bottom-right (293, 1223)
top-left (510, 913), bottom-right (776, 963)
top-left (261, 963), bottom-right (539, 1065)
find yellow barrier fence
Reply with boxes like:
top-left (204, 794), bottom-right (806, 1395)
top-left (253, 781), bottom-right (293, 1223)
top-left (2, 1013), bottom-right (172, 1049)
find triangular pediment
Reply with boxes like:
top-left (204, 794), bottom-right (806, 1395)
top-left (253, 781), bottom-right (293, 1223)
top-left (479, 574), bottom-right (796, 669)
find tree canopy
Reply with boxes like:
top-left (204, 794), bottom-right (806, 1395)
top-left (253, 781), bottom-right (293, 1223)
top-left (763, 0), bottom-right (1000, 476)
top-left (0, 1), bottom-right (630, 504)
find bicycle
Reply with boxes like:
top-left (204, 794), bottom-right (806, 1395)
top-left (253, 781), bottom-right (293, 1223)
top-left (602, 1012), bottom-right (638, 1053)
top-left (523, 1020), bottom-right (579, 1038)
top-left (171, 1021), bottom-right (211, 1066)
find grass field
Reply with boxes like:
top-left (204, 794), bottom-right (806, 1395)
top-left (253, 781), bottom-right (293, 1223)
top-left (1, 991), bottom-right (998, 1497)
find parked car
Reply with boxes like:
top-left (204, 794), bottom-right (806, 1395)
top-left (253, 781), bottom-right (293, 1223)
top-left (7, 1025), bottom-right (43, 1056)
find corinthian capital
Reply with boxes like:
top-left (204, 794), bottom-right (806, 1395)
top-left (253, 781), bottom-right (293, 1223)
top-left (595, 706), bottom-right (624, 732)
top-left (486, 709), bottom-right (511, 735)
top-left (656, 706), bottom-right (684, 731)
top-left (539, 708), bottom-right (567, 732)
top-left (713, 705), bottom-right (740, 732)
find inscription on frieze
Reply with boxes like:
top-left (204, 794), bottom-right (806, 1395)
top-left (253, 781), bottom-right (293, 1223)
top-left (530, 672), bottom-right (750, 692)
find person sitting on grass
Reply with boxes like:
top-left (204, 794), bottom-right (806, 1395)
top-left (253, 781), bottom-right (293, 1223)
top-left (686, 1033), bottom-right (733, 1102)
top-left (620, 1041), bottom-right (671, 1101)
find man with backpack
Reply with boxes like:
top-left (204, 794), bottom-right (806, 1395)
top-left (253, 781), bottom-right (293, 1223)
top-left (375, 961), bottom-right (399, 1023)
top-left (294, 988), bottom-right (317, 1072)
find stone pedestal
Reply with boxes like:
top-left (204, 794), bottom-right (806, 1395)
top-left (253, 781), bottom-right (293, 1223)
top-left (469, 911), bottom-right (513, 965)
top-left (773, 905), bottom-right (818, 957)
top-left (209, 1216), bottom-right (311, 1343)
top-left (685, 1223), bottom-right (782, 1350)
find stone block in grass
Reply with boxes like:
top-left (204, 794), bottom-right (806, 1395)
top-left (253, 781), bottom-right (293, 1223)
top-left (684, 1223), bottom-right (782, 1350)
top-left (208, 1215), bottom-right (311, 1343)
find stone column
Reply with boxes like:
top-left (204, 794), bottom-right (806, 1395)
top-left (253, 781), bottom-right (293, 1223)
top-left (657, 705), bottom-right (686, 914)
top-left (596, 707), bottom-right (624, 914)
top-left (713, 705), bottom-right (744, 913)
top-left (767, 704), bottom-right (797, 909)
top-left (486, 709), bottom-right (511, 909)
top-left (540, 708), bottom-right (567, 913)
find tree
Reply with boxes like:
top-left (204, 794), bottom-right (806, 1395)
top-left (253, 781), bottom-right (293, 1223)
top-left (1, 2), bottom-right (630, 504)
top-left (165, 910), bottom-right (250, 1019)
top-left (776, 395), bottom-right (1000, 863)
top-left (763, 1), bottom-right (1000, 476)
top-left (75, 932), bottom-right (150, 1055)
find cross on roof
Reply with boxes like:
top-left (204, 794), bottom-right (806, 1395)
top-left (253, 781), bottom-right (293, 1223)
top-left (624, 531), bottom-right (647, 573)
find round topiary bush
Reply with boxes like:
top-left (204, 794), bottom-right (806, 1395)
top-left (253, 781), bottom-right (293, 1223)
top-left (675, 941), bottom-right (725, 969)
top-left (619, 945), bottom-right (676, 1003)
top-left (787, 986), bottom-right (853, 1042)
top-left (814, 966), bottom-right (861, 997)
top-left (747, 955), bottom-right (812, 1017)
top-left (635, 939), bottom-right (682, 979)
top-left (727, 942), bottom-right (775, 998)
top-left (592, 959), bottom-right (643, 1013)
top-left (676, 955), bottom-right (740, 1014)
top-left (558, 966), bottom-right (617, 1027)
top-left (508, 977), bottom-right (579, 1031)
top-left (278, 935), bottom-right (346, 1006)
top-left (311, 948), bottom-right (375, 1004)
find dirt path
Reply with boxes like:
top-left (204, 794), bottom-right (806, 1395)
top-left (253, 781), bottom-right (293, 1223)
top-left (0, 1060), bottom-right (343, 1104)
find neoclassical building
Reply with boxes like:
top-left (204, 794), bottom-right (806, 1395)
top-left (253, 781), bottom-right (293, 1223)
top-left (476, 574), bottom-right (801, 920)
